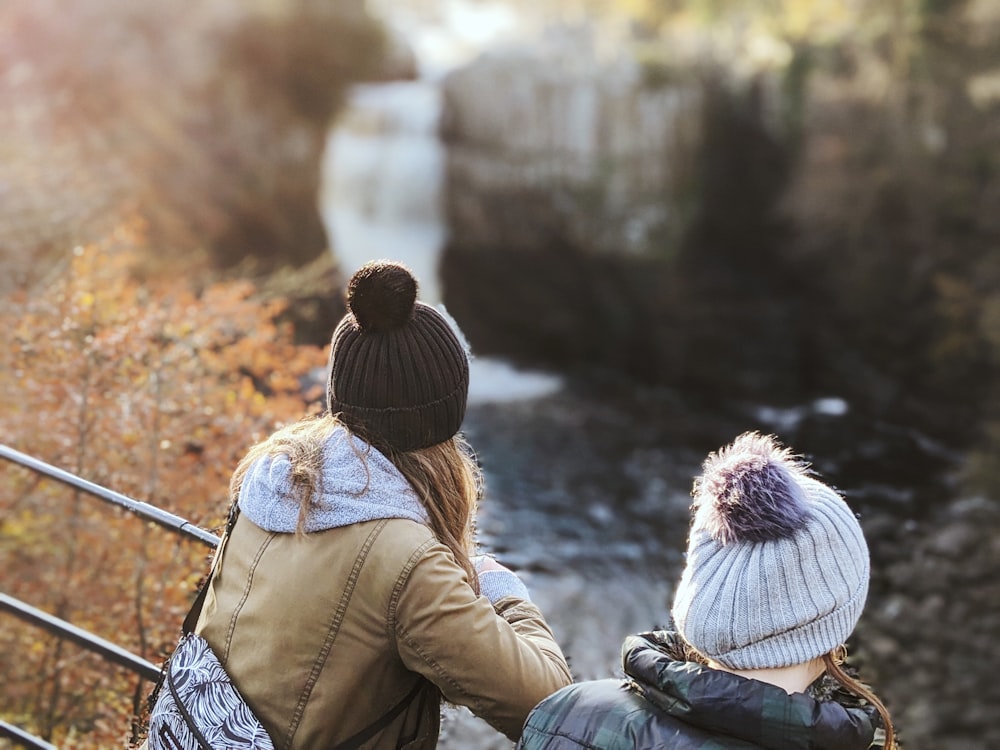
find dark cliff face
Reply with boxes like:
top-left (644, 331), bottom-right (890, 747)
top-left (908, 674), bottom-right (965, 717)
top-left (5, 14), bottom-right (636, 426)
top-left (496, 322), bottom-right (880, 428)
top-left (440, 76), bottom-right (810, 401)
top-left (439, 33), bottom-right (1000, 446)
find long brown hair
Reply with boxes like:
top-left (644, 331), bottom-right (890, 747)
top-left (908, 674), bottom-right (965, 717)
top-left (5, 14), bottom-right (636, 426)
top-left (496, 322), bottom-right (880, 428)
top-left (382, 434), bottom-right (482, 594)
top-left (229, 414), bottom-right (482, 591)
top-left (823, 650), bottom-right (896, 749)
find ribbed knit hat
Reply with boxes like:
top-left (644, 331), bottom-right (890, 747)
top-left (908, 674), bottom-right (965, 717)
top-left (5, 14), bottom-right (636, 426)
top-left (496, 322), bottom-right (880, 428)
top-left (671, 432), bottom-right (870, 670)
top-left (326, 261), bottom-right (469, 453)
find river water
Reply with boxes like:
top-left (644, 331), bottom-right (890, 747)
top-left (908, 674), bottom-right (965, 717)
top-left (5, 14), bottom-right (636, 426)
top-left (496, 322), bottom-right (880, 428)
top-left (455, 375), bottom-right (1000, 748)
top-left (318, 4), bottom-right (999, 747)
top-left (451, 377), bottom-right (964, 748)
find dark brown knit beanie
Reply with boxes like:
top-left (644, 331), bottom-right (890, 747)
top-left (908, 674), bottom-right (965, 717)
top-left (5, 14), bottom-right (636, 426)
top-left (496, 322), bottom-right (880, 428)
top-left (326, 261), bottom-right (470, 453)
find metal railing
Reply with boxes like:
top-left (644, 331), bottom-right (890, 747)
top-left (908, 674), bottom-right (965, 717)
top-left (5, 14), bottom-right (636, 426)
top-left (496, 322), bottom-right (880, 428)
top-left (0, 445), bottom-right (219, 547)
top-left (0, 720), bottom-right (57, 750)
top-left (0, 593), bottom-right (163, 683)
top-left (0, 444), bottom-right (220, 749)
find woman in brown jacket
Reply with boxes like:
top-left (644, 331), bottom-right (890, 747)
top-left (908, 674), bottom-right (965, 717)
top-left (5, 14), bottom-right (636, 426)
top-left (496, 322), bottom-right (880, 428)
top-left (185, 261), bottom-right (570, 749)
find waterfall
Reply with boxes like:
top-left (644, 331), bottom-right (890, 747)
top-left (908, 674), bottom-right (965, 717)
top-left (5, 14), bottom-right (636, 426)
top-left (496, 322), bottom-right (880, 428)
top-left (320, 80), bottom-right (447, 304)
top-left (319, 0), bottom-right (561, 404)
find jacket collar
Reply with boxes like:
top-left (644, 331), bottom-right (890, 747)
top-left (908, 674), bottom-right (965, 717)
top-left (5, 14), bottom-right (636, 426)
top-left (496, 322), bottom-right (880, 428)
top-left (622, 632), bottom-right (878, 750)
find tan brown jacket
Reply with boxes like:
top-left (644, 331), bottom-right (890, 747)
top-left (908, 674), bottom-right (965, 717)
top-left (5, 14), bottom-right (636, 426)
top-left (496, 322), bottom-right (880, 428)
top-left (194, 513), bottom-right (572, 749)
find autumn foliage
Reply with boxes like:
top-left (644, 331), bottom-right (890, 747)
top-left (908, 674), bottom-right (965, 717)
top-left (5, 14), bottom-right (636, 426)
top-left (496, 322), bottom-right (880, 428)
top-left (0, 0), bottom-right (382, 741)
top-left (0, 222), bottom-right (327, 747)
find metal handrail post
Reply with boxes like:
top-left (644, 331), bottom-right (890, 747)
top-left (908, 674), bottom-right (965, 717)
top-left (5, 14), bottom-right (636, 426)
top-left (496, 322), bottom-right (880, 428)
top-left (0, 444), bottom-right (218, 548)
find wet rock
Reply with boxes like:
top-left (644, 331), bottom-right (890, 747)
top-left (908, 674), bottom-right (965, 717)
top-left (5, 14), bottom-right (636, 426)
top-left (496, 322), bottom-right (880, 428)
top-left (860, 488), bottom-right (1000, 748)
top-left (928, 520), bottom-right (980, 558)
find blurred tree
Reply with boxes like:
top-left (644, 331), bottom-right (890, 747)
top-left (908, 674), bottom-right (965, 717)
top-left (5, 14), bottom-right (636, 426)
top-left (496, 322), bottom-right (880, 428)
top-left (0, 0), bottom-right (386, 286)
top-left (0, 219), bottom-right (325, 747)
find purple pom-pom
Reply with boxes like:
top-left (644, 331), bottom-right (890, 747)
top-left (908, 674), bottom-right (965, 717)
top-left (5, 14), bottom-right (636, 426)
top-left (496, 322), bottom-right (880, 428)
top-left (692, 432), bottom-right (811, 544)
top-left (346, 261), bottom-right (417, 332)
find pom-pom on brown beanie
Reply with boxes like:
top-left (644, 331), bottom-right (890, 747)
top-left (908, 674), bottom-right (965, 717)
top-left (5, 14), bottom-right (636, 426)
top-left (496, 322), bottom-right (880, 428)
top-left (327, 261), bottom-right (470, 453)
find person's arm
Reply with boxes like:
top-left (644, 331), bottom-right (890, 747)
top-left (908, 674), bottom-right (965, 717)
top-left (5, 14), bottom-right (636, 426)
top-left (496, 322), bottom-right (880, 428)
top-left (392, 542), bottom-right (572, 740)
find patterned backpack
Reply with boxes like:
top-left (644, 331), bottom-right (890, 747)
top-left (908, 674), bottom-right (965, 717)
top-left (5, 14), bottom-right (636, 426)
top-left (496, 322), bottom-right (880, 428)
top-left (147, 631), bottom-right (274, 750)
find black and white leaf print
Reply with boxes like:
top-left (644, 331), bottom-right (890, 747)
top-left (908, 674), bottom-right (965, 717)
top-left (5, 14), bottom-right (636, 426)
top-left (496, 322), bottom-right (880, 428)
top-left (148, 634), bottom-right (274, 750)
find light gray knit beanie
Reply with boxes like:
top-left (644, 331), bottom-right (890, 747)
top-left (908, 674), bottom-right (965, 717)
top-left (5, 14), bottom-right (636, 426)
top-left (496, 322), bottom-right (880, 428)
top-left (671, 432), bottom-right (870, 670)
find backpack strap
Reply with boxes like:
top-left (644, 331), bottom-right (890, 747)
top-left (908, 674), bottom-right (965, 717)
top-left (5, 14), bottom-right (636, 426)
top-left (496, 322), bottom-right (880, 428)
top-left (329, 677), bottom-right (426, 750)
top-left (163, 651), bottom-right (214, 750)
top-left (182, 500), bottom-right (240, 634)
top-left (153, 500), bottom-right (424, 750)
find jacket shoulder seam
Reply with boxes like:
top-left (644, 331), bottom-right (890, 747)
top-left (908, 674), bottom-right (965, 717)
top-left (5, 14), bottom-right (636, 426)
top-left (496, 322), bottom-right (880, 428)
top-left (391, 539), bottom-right (488, 715)
top-left (386, 535), bottom-right (438, 646)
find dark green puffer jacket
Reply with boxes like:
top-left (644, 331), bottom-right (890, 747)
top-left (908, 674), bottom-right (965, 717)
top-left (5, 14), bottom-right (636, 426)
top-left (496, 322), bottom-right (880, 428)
top-left (517, 631), bottom-right (883, 750)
